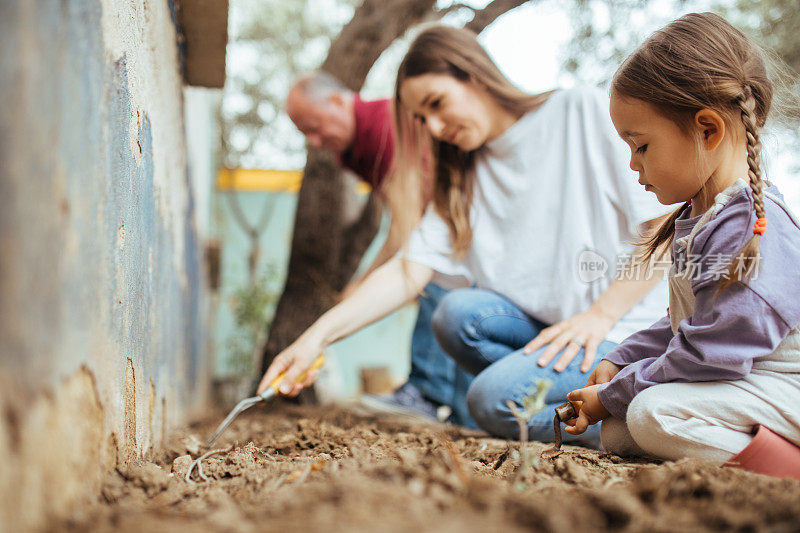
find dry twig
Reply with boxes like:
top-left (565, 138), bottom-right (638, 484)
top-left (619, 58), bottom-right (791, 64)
top-left (542, 402), bottom-right (581, 458)
top-left (442, 439), bottom-right (471, 489)
top-left (273, 462), bottom-right (313, 490)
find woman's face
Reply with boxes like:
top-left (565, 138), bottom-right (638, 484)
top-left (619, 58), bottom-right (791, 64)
top-left (399, 73), bottom-right (500, 152)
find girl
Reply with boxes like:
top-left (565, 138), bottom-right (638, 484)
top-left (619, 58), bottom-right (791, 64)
top-left (566, 12), bottom-right (800, 478)
top-left (259, 25), bottom-right (669, 444)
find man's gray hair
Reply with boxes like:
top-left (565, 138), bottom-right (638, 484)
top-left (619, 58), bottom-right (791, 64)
top-left (295, 71), bottom-right (353, 104)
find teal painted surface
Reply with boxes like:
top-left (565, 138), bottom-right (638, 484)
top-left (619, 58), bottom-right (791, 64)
top-left (213, 189), bottom-right (416, 398)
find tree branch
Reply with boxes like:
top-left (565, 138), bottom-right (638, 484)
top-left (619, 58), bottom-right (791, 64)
top-left (435, 2), bottom-right (474, 17)
top-left (464, 0), bottom-right (533, 34)
top-left (337, 193), bottom-right (382, 288)
top-left (321, 0), bottom-right (439, 91)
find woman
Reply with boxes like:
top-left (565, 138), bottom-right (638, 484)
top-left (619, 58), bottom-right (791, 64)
top-left (259, 26), bottom-right (669, 443)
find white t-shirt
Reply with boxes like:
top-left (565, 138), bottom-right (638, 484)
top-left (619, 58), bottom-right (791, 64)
top-left (405, 87), bottom-right (671, 343)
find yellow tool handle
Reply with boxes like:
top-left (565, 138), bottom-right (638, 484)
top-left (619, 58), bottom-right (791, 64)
top-left (268, 353), bottom-right (325, 393)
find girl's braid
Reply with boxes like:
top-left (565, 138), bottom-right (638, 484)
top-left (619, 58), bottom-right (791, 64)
top-left (737, 86), bottom-right (767, 222)
top-left (717, 84), bottom-right (768, 292)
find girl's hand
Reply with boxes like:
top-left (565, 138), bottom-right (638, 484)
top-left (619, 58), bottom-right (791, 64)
top-left (523, 309), bottom-right (615, 373)
top-left (563, 385), bottom-right (610, 435)
top-left (256, 333), bottom-right (325, 397)
top-left (585, 359), bottom-right (623, 387)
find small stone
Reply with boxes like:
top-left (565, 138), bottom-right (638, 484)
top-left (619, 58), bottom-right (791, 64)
top-left (408, 479), bottom-right (425, 496)
top-left (172, 454), bottom-right (193, 477)
top-left (182, 435), bottom-right (203, 456)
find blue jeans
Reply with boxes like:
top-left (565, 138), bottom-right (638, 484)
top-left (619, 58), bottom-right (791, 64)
top-left (431, 288), bottom-right (617, 443)
top-left (408, 283), bottom-right (476, 427)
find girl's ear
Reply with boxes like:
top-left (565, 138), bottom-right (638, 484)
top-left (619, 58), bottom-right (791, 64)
top-left (694, 108), bottom-right (726, 151)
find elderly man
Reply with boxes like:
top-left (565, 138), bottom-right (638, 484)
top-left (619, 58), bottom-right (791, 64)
top-left (285, 72), bottom-right (474, 426)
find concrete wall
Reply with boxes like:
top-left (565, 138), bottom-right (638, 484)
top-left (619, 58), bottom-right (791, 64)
top-left (0, 1), bottom-right (211, 530)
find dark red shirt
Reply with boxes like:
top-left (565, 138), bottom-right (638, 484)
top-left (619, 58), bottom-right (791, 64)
top-left (338, 96), bottom-right (394, 190)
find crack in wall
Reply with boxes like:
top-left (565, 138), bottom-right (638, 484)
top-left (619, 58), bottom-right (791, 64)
top-left (123, 358), bottom-right (137, 467)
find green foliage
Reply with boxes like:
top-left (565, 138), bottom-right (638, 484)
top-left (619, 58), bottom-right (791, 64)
top-left (506, 378), bottom-right (553, 490)
top-left (220, 0), bottom-right (358, 169)
top-left (726, 0), bottom-right (800, 75)
top-left (507, 378), bottom-right (553, 422)
top-left (224, 270), bottom-right (280, 376)
top-left (718, 0), bottom-right (800, 124)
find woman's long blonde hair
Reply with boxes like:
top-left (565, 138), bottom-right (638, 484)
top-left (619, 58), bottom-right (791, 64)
top-left (613, 12), bottom-right (773, 291)
top-left (386, 25), bottom-right (549, 257)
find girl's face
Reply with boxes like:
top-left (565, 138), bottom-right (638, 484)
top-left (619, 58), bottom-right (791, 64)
top-left (399, 73), bottom-right (504, 152)
top-left (609, 91), bottom-right (711, 207)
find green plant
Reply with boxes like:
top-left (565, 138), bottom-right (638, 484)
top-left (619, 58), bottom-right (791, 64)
top-left (506, 378), bottom-right (553, 490)
top-left (225, 269), bottom-right (279, 376)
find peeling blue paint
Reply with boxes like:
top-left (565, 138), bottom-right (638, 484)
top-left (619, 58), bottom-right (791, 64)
top-left (0, 0), bottom-right (207, 423)
top-left (105, 55), bottom-right (156, 375)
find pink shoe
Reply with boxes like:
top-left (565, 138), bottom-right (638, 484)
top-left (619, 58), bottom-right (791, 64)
top-left (725, 425), bottom-right (800, 481)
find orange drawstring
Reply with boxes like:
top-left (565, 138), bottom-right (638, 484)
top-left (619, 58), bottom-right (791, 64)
top-left (753, 217), bottom-right (767, 236)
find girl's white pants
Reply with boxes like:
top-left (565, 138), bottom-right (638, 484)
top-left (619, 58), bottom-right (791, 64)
top-left (601, 377), bottom-right (800, 464)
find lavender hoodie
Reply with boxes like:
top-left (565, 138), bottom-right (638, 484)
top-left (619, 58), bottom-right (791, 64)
top-left (597, 184), bottom-right (800, 421)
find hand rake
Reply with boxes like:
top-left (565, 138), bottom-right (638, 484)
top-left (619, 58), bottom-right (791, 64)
top-left (206, 353), bottom-right (325, 448)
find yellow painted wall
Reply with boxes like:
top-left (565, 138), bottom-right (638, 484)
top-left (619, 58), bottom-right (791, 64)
top-left (217, 168), bottom-right (372, 195)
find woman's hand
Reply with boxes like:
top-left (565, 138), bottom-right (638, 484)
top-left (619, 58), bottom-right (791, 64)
top-left (523, 309), bottom-right (615, 373)
top-left (256, 333), bottom-right (325, 397)
top-left (585, 359), bottom-right (623, 387)
top-left (563, 385), bottom-right (610, 435)
top-left (526, 237), bottom-right (667, 374)
top-left (254, 257), bottom-right (433, 399)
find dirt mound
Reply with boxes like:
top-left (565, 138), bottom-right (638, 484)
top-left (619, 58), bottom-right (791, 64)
top-left (57, 404), bottom-right (800, 532)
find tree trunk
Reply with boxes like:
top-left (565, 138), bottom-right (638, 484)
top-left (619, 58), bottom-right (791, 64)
top-left (260, 0), bottom-right (533, 395)
top-left (260, 152), bottom-right (373, 380)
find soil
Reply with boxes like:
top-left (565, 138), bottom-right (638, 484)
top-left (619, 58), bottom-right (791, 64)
top-left (57, 403), bottom-right (800, 532)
